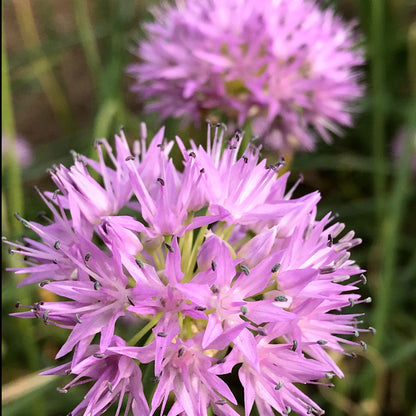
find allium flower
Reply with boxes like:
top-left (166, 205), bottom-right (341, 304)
top-left (128, 0), bottom-right (364, 152)
top-left (5, 124), bottom-right (372, 416)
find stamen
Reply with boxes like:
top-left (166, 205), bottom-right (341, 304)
top-left (135, 258), bottom-right (144, 268)
top-left (76, 314), bottom-right (82, 324)
top-left (94, 281), bottom-right (101, 290)
top-left (257, 327), bottom-right (268, 336)
top-left (215, 400), bottom-right (226, 405)
top-left (84, 253), bottom-right (91, 262)
top-left (349, 298), bottom-right (355, 307)
top-left (127, 296), bottom-right (135, 306)
top-left (189, 151), bottom-right (196, 158)
top-left (194, 306), bottom-right (206, 311)
top-left (163, 242), bottom-right (173, 253)
top-left (240, 305), bottom-right (248, 315)
top-left (200, 168), bottom-right (205, 173)
top-left (211, 285), bottom-right (219, 294)
top-left (275, 295), bottom-right (287, 302)
top-left (54, 240), bottom-right (61, 250)
top-left (271, 263), bottom-right (281, 273)
top-left (360, 341), bottom-right (367, 351)
top-left (319, 265), bottom-right (336, 274)
top-left (291, 340), bottom-right (298, 352)
top-left (283, 406), bottom-right (292, 414)
top-left (211, 260), bottom-right (217, 271)
top-left (157, 332), bottom-right (168, 337)
top-left (39, 280), bottom-right (51, 287)
top-left (360, 274), bottom-right (367, 285)
top-left (242, 155), bottom-right (248, 163)
top-left (94, 353), bottom-right (105, 358)
top-left (369, 327), bottom-right (376, 335)
top-left (42, 310), bottom-right (50, 324)
top-left (57, 387), bottom-right (68, 394)
top-left (178, 347), bottom-right (185, 358)
top-left (157, 177), bottom-right (165, 186)
top-left (151, 376), bottom-right (160, 383)
top-left (327, 234), bottom-right (333, 247)
top-left (216, 357), bottom-right (226, 364)
top-left (107, 382), bottom-right (113, 393)
top-left (317, 340), bottom-right (327, 345)
top-left (125, 155), bottom-right (135, 161)
top-left (240, 265), bottom-right (250, 275)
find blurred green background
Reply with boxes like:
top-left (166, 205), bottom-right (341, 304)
top-left (2, 0), bottom-right (416, 415)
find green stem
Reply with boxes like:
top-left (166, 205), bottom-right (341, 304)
top-left (128, 312), bottom-right (162, 346)
top-left (370, 0), bottom-right (387, 225)
top-left (373, 120), bottom-right (415, 353)
top-left (2, 21), bottom-right (23, 236)
top-left (73, 0), bottom-right (101, 82)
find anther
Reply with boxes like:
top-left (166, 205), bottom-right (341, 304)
top-left (157, 178), bottom-right (165, 186)
top-left (107, 382), bottom-right (113, 393)
top-left (364, 297), bottom-right (372, 303)
top-left (348, 352), bottom-right (357, 358)
top-left (163, 242), bottom-right (173, 253)
top-left (353, 330), bottom-right (359, 337)
top-left (42, 310), bottom-right (50, 324)
top-left (257, 327), bottom-right (268, 336)
top-left (127, 296), bottom-right (135, 306)
top-left (94, 281), bottom-right (101, 290)
top-left (360, 341), bottom-right (368, 351)
top-left (194, 305), bottom-right (206, 311)
top-left (274, 295), bottom-right (287, 302)
top-left (242, 155), bottom-right (248, 163)
top-left (57, 387), bottom-right (68, 394)
top-left (151, 376), bottom-right (160, 383)
top-left (39, 280), bottom-right (51, 288)
top-left (94, 353), bottom-right (105, 358)
top-left (319, 265), bottom-right (336, 274)
top-left (211, 260), bottom-right (217, 271)
top-left (125, 155), bottom-right (135, 161)
top-left (215, 400), bottom-right (226, 405)
top-left (53, 190), bottom-right (60, 200)
top-left (84, 253), bottom-right (91, 262)
top-left (317, 340), bottom-right (327, 345)
top-left (327, 234), bottom-right (333, 247)
top-left (216, 357), bottom-right (226, 364)
top-left (360, 274), bottom-right (367, 285)
top-left (200, 168), bottom-right (205, 173)
top-left (240, 305), bottom-right (248, 315)
top-left (240, 265), bottom-right (250, 276)
top-left (15, 302), bottom-right (21, 308)
top-left (291, 340), bottom-right (298, 352)
top-left (157, 332), bottom-right (168, 337)
top-left (8, 247), bottom-right (14, 255)
top-left (283, 406), bottom-right (292, 414)
top-left (135, 258), bottom-right (144, 268)
top-left (189, 151), bottom-right (196, 158)
top-left (211, 285), bottom-right (219, 294)
top-left (53, 259), bottom-right (58, 264)
top-left (307, 406), bottom-right (313, 414)
top-left (76, 314), bottom-right (82, 324)
top-left (271, 263), bottom-right (281, 273)
top-left (369, 326), bottom-right (376, 335)
top-left (349, 298), bottom-right (355, 307)
top-left (54, 240), bottom-right (61, 250)
top-left (178, 347), bottom-right (185, 358)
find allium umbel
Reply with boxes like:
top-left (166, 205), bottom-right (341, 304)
top-left (6, 124), bottom-right (372, 416)
top-left (128, 0), bottom-right (364, 152)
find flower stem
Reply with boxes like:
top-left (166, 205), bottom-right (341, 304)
top-left (128, 312), bottom-right (162, 346)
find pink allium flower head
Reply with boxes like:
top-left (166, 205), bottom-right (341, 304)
top-left (5, 124), bottom-right (372, 415)
top-left (128, 0), bottom-right (364, 152)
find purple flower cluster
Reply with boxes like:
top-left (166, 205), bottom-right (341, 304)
top-left (6, 124), bottom-right (371, 416)
top-left (128, 0), bottom-right (364, 152)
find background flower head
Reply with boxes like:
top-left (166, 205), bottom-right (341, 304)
top-left (128, 0), bottom-right (364, 152)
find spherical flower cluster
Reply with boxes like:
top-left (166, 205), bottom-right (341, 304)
top-left (128, 0), bottom-right (364, 152)
top-left (6, 124), bottom-right (371, 416)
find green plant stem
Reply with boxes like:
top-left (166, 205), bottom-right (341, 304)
top-left (73, 0), bottom-right (101, 82)
top-left (370, 0), bottom-right (387, 225)
top-left (2, 21), bottom-right (23, 236)
top-left (373, 121), bottom-right (415, 354)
